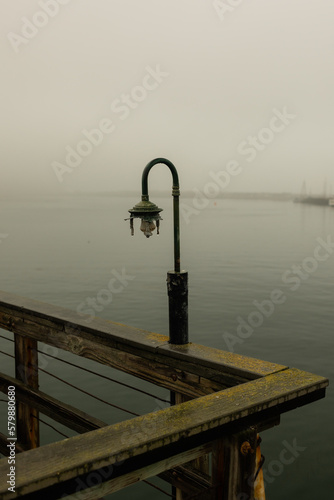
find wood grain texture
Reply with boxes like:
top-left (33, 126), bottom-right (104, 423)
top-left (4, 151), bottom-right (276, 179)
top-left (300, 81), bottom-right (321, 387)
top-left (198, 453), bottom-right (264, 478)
top-left (14, 335), bottom-right (39, 450)
top-left (0, 368), bottom-right (328, 498)
top-left (0, 290), bottom-right (287, 397)
top-left (0, 291), bottom-right (329, 499)
top-left (212, 430), bottom-right (257, 500)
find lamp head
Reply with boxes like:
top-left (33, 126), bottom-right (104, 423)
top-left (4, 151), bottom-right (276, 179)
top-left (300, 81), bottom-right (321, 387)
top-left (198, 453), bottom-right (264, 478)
top-left (127, 198), bottom-right (163, 238)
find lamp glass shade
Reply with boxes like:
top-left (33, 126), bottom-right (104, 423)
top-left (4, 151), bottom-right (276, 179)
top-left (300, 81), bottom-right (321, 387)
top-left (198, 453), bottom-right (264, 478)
top-left (127, 199), bottom-right (163, 237)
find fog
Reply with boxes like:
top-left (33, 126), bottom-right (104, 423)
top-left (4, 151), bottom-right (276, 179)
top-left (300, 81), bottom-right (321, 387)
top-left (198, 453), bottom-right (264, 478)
top-left (1, 0), bottom-right (333, 197)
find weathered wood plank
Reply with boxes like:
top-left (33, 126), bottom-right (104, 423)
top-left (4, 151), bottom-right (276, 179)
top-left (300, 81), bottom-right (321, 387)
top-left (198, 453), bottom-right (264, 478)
top-left (14, 335), bottom-right (39, 450)
top-left (0, 374), bottom-right (214, 496)
top-left (0, 291), bottom-right (287, 395)
top-left (37, 443), bottom-right (213, 500)
top-left (0, 373), bottom-right (108, 434)
top-left (159, 342), bottom-right (286, 380)
top-left (0, 368), bottom-right (328, 499)
top-left (0, 313), bottom-right (225, 398)
top-left (212, 429), bottom-right (257, 500)
top-left (0, 290), bottom-right (286, 380)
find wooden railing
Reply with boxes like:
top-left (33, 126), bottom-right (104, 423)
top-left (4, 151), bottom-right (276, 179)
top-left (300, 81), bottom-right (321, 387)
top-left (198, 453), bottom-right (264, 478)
top-left (0, 290), bottom-right (329, 499)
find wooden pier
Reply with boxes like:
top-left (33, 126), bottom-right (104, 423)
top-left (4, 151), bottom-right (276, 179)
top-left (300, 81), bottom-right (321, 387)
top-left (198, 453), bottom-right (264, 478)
top-left (0, 290), bottom-right (328, 499)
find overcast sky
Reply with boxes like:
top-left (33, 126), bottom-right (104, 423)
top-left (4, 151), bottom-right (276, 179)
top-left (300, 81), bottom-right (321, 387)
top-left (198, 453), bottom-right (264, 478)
top-left (1, 0), bottom-right (333, 196)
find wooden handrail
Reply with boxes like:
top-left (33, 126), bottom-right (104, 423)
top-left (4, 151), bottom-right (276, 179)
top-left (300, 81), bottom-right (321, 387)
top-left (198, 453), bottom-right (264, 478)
top-left (0, 368), bottom-right (328, 499)
top-left (0, 290), bottom-right (287, 398)
top-left (0, 290), bottom-right (329, 499)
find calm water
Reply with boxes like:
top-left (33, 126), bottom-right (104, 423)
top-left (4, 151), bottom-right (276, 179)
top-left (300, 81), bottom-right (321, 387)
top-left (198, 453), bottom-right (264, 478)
top-left (0, 194), bottom-right (333, 499)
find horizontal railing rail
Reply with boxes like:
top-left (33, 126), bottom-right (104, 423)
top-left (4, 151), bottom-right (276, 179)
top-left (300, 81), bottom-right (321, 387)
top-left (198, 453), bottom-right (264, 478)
top-left (0, 368), bottom-right (328, 499)
top-left (0, 290), bottom-right (329, 499)
top-left (0, 290), bottom-right (287, 397)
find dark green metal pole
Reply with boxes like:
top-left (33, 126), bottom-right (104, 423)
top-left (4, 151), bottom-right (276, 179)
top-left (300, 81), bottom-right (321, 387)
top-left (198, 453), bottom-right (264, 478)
top-left (141, 158), bottom-right (188, 345)
top-left (172, 185), bottom-right (180, 273)
top-left (141, 158), bottom-right (181, 273)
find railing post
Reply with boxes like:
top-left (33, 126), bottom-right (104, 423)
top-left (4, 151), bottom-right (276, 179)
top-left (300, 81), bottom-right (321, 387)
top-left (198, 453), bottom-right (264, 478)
top-left (14, 334), bottom-right (39, 449)
top-left (211, 428), bottom-right (257, 499)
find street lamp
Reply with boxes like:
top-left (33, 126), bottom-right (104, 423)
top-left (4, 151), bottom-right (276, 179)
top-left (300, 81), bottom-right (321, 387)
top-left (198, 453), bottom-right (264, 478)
top-left (126, 157), bottom-right (188, 345)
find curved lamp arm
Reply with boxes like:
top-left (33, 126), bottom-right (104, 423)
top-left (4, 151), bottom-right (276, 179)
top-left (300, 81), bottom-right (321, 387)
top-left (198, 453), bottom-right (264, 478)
top-left (141, 158), bottom-right (180, 198)
top-left (141, 158), bottom-right (181, 273)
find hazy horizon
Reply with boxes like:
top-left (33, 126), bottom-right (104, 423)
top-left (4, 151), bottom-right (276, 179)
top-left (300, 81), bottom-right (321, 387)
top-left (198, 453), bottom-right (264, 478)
top-left (1, 1), bottom-right (333, 198)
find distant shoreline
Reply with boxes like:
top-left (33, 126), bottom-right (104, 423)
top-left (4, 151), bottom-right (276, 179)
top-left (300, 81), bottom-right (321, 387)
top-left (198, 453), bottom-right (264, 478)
top-left (70, 191), bottom-right (295, 201)
top-left (2, 191), bottom-right (326, 202)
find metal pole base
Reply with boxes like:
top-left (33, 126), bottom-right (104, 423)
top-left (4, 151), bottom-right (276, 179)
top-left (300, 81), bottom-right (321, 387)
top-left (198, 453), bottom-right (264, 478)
top-left (167, 271), bottom-right (188, 345)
